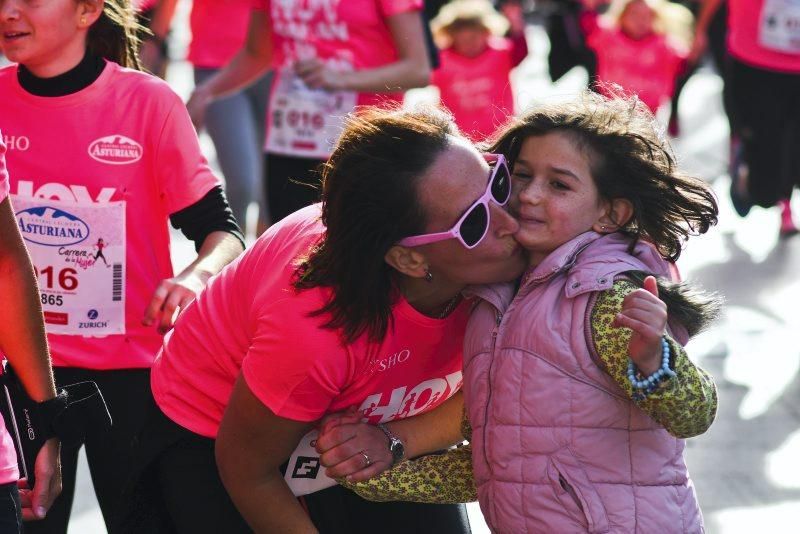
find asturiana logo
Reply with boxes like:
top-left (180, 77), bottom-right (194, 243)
top-left (88, 135), bottom-right (142, 165)
top-left (16, 206), bottom-right (90, 247)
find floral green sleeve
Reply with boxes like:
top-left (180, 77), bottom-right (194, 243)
top-left (337, 445), bottom-right (477, 503)
top-left (591, 279), bottom-right (718, 438)
top-left (338, 409), bottom-right (476, 503)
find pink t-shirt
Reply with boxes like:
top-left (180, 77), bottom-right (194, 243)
top-left (253, 0), bottom-right (422, 108)
top-left (727, 0), bottom-right (800, 72)
top-left (588, 29), bottom-right (686, 112)
top-left (188, 0), bottom-right (252, 68)
top-left (152, 204), bottom-right (467, 438)
top-left (433, 37), bottom-right (519, 142)
top-left (0, 61), bottom-right (220, 370)
top-left (0, 137), bottom-right (21, 485)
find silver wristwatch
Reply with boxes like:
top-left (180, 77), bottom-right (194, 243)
top-left (377, 423), bottom-right (405, 466)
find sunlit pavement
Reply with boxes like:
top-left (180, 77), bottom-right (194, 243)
top-left (65, 7), bottom-right (800, 534)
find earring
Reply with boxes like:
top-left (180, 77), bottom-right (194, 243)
top-left (80, 17), bottom-right (86, 25)
top-left (424, 268), bottom-right (433, 283)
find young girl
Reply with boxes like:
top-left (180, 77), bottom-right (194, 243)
top-left (586, 0), bottom-right (691, 115)
top-left (0, 1), bottom-right (244, 532)
top-left (431, 0), bottom-right (528, 141)
top-left (323, 93), bottom-right (719, 532)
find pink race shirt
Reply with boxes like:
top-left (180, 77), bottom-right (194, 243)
top-left (152, 204), bottom-right (466, 438)
top-left (0, 137), bottom-right (21, 485)
top-left (588, 29), bottom-right (685, 112)
top-left (253, 0), bottom-right (422, 159)
top-left (188, 0), bottom-right (253, 68)
top-left (727, 0), bottom-right (800, 72)
top-left (433, 38), bottom-right (518, 142)
top-left (0, 61), bottom-right (220, 370)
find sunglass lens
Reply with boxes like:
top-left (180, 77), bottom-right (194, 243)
top-left (460, 203), bottom-right (489, 247)
top-left (491, 162), bottom-right (511, 203)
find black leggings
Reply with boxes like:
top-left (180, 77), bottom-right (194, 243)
top-left (265, 154), bottom-right (325, 224)
top-left (728, 58), bottom-right (800, 207)
top-left (25, 368), bottom-right (151, 534)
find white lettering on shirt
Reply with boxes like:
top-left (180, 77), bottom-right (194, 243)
top-left (14, 180), bottom-right (117, 204)
top-left (3, 135), bottom-right (30, 151)
top-left (357, 371), bottom-right (464, 423)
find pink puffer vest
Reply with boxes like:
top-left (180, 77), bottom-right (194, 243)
top-left (463, 232), bottom-right (704, 533)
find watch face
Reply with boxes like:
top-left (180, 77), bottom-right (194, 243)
top-left (390, 438), bottom-right (405, 459)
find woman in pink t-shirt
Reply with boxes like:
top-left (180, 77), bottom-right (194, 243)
top-left (0, 1), bottom-right (245, 532)
top-left (186, 0), bottom-right (433, 226)
top-left (695, 0), bottom-right (800, 237)
top-left (0, 136), bottom-right (61, 532)
top-left (121, 106), bottom-right (526, 533)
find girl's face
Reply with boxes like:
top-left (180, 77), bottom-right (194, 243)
top-left (0, 0), bottom-right (93, 77)
top-left (509, 133), bottom-right (609, 267)
top-left (450, 24), bottom-right (490, 58)
top-left (620, 0), bottom-right (655, 40)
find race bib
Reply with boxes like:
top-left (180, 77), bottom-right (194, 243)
top-left (265, 69), bottom-right (357, 160)
top-left (12, 196), bottom-right (125, 336)
top-left (284, 429), bottom-right (337, 496)
top-left (759, 0), bottom-right (800, 54)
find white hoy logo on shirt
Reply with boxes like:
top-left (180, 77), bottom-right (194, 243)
top-left (88, 135), bottom-right (142, 165)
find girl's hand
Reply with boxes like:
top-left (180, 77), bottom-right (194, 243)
top-left (315, 408), bottom-right (393, 482)
top-left (501, 1), bottom-right (525, 35)
top-left (294, 59), bottom-right (344, 91)
top-left (142, 272), bottom-right (205, 334)
top-left (18, 438), bottom-right (61, 521)
top-left (612, 276), bottom-right (667, 375)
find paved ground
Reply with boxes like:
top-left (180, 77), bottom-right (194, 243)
top-left (64, 4), bottom-right (800, 533)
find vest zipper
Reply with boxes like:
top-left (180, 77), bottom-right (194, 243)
top-left (481, 310), bottom-right (503, 475)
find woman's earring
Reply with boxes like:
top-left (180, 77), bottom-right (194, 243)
top-left (80, 16), bottom-right (87, 25)
top-left (424, 268), bottom-right (433, 283)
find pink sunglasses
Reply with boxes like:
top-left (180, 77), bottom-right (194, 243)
top-left (398, 154), bottom-right (511, 249)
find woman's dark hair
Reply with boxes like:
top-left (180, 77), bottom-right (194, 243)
top-left (484, 91), bottom-right (719, 263)
top-left (84, 0), bottom-right (144, 70)
top-left (293, 105), bottom-right (460, 344)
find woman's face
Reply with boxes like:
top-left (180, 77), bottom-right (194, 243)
top-left (509, 133), bottom-right (608, 266)
top-left (0, 0), bottom-right (90, 77)
top-left (415, 137), bottom-right (527, 286)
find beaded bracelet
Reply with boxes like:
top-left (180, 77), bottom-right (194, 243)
top-left (627, 337), bottom-right (677, 400)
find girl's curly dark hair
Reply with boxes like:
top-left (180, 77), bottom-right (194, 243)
top-left (484, 91), bottom-right (719, 262)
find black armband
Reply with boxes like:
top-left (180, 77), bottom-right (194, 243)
top-left (169, 186), bottom-right (245, 252)
top-left (0, 364), bottom-right (112, 487)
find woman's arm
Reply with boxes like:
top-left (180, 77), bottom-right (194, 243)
top-left (216, 375), bottom-right (317, 533)
top-left (294, 10), bottom-right (431, 93)
top-left (592, 278), bottom-right (718, 438)
top-left (315, 391), bottom-right (466, 481)
top-left (187, 10), bottom-right (273, 127)
top-left (0, 197), bottom-right (61, 520)
top-left (142, 230), bottom-right (244, 334)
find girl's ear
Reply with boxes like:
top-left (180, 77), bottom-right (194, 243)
top-left (593, 198), bottom-right (634, 233)
top-left (78, 0), bottom-right (104, 29)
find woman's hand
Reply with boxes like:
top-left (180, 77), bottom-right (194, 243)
top-left (142, 272), bottom-right (205, 334)
top-left (294, 59), bottom-right (345, 91)
top-left (186, 85), bottom-right (214, 130)
top-left (612, 275), bottom-right (667, 375)
top-left (18, 438), bottom-right (61, 521)
top-left (315, 408), bottom-right (392, 482)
